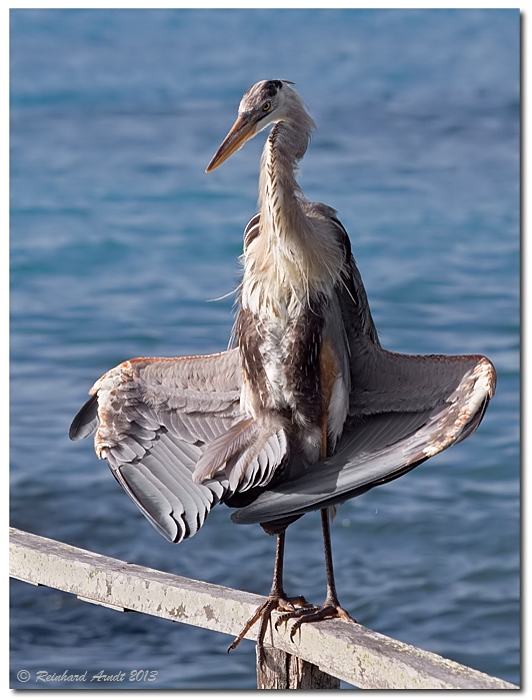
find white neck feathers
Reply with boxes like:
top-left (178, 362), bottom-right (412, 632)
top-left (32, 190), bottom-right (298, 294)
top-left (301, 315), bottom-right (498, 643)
top-left (241, 109), bottom-right (344, 319)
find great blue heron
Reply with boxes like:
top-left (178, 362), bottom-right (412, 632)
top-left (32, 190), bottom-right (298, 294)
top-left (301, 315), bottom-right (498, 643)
top-left (70, 79), bottom-right (496, 660)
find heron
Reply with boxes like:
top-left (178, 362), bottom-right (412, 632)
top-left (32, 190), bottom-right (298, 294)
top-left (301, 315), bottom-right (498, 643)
top-left (70, 79), bottom-right (496, 660)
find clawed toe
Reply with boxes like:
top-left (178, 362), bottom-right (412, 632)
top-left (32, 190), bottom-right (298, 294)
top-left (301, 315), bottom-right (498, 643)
top-left (274, 603), bottom-right (319, 630)
top-left (282, 601), bottom-right (357, 640)
top-left (228, 593), bottom-right (315, 660)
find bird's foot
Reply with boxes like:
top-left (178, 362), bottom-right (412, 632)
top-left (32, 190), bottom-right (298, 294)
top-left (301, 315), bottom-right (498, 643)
top-left (275, 599), bottom-right (357, 641)
top-left (228, 594), bottom-right (315, 665)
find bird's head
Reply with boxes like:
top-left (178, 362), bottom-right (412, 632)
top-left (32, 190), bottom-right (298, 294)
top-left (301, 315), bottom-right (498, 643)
top-left (206, 79), bottom-right (306, 172)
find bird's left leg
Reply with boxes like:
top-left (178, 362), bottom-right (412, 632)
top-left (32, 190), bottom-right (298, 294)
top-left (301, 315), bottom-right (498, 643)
top-left (275, 508), bottom-right (356, 640)
top-left (228, 529), bottom-right (315, 664)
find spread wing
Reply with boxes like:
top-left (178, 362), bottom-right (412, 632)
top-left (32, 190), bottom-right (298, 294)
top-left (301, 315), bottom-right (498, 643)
top-left (231, 351), bottom-right (496, 525)
top-left (70, 347), bottom-right (290, 542)
top-left (70, 349), bottom-right (247, 543)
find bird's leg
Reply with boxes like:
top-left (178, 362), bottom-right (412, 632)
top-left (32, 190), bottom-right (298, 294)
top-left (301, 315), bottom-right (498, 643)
top-left (228, 530), bottom-right (315, 664)
top-left (275, 508), bottom-right (356, 640)
top-left (315, 507), bottom-right (357, 621)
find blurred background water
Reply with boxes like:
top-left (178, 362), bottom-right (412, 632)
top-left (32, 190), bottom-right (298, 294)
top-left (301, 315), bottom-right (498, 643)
top-left (10, 8), bottom-right (519, 689)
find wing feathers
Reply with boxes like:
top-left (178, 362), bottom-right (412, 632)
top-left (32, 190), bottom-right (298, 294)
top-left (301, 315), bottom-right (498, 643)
top-left (193, 417), bottom-right (288, 494)
top-left (69, 394), bottom-right (99, 441)
top-left (232, 354), bottom-right (496, 525)
top-left (70, 350), bottom-right (246, 543)
top-left (114, 464), bottom-right (182, 542)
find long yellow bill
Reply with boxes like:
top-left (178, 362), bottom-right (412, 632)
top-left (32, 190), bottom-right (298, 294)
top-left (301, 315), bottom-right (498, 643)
top-left (205, 115), bottom-right (256, 173)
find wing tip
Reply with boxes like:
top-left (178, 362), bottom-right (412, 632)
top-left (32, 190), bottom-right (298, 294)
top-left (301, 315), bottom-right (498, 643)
top-left (69, 394), bottom-right (99, 441)
top-left (421, 354), bottom-right (495, 459)
top-left (475, 355), bottom-right (497, 399)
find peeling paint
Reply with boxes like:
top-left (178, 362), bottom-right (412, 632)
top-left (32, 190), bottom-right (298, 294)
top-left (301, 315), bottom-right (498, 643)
top-left (168, 603), bottom-right (187, 620)
top-left (204, 605), bottom-right (216, 621)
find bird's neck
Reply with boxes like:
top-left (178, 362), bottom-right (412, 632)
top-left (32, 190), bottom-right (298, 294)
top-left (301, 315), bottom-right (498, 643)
top-left (242, 122), bottom-right (314, 320)
top-left (241, 119), bottom-right (344, 320)
top-left (258, 121), bottom-right (310, 248)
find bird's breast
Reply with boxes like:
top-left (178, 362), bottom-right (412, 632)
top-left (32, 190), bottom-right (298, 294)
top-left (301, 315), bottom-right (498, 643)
top-left (240, 226), bottom-right (343, 322)
top-left (236, 295), bottom-right (348, 460)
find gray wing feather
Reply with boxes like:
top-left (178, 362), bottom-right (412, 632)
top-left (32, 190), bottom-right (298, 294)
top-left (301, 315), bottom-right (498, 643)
top-left (69, 394), bottom-right (99, 441)
top-left (193, 417), bottom-right (288, 494)
top-left (232, 351), bottom-right (496, 525)
top-left (115, 463), bottom-right (184, 542)
top-left (71, 349), bottom-right (244, 543)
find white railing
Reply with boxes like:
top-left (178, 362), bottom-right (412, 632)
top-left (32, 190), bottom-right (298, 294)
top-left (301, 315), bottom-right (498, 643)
top-left (9, 528), bottom-right (518, 690)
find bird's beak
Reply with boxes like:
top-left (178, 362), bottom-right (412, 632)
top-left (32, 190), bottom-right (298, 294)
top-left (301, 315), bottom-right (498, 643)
top-left (206, 115), bottom-right (256, 173)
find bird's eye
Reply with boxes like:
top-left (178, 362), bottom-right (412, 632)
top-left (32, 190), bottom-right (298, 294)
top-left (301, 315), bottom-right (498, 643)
top-left (263, 101), bottom-right (271, 112)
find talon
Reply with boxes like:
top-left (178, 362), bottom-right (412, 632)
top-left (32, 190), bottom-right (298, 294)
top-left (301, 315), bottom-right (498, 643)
top-left (227, 637), bottom-right (241, 653)
top-left (290, 621), bottom-right (300, 641)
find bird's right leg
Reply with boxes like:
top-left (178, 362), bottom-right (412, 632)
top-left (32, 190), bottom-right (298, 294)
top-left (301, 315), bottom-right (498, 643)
top-left (228, 529), bottom-right (315, 664)
top-left (274, 508), bottom-right (356, 640)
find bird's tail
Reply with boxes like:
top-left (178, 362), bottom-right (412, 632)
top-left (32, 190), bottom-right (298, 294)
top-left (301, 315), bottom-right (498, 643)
top-left (192, 416), bottom-right (288, 494)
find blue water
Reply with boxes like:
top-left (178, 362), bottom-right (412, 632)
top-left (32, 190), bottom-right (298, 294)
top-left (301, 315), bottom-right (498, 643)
top-left (10, 9), bottom-right (519, 689)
